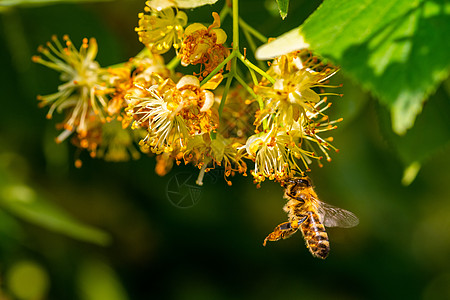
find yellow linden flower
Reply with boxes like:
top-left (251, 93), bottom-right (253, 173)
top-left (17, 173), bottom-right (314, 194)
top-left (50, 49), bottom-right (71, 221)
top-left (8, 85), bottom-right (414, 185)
top-left (178, 12), bottom-right (229, 79)
top-left (105, 54), bottom-right (170, 127)
top-left (245, 128), bottom-right (292, 183)
top-left (136, 4), bottom-right (188, 54)
top-left (255, 97), bottom-right (343, 182)
top-left (245, 111), bottom-right (340, 184)
top-left (183, 133), bottom-right (247, 186)
top-left (127, 84), bottom-right (191, 154)
top-left (126, 74), bottom-right (221, 154)
top-left (255, 50), bottom-right (338, 128)
top-left (132, 55), bottom-right (170, 85)
top-left (171, 74), bottom-right (221, 134)
top-left (32, 35), bottom-right (109, 142)
top-left (214, 137), bottom-right (248, 185)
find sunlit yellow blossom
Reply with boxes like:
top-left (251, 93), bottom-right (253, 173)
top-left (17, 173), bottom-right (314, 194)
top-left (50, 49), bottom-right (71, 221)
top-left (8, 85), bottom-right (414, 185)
top-left (246, 92), bottom-right (342, 183)
top-left (32, 35), bottom-right (109, 142)
top-left (105, 66), bottom-right (133, 118)
top-left (255, 50), bottom-right (338, 128)
top-left (127, 84), bottom-right (191, 153)
top-left (105, 54), bottom-right (169, 126)
top-left (245, 128), bottom-right (296, 183)
top-left (212, 136), bottom-right (248, 185)
top-left (132, 55), bottom-right (170, 86)
top-left (183, 133), bottom-right (247, 186)
top-left (170, 75), bottom-right (220, 134)
top-left (178, 12), bottom-right (229, 79)
top-left (136, 4), bottom-right (187, 54)
top-left (126, 73), bottom-right (221, 154)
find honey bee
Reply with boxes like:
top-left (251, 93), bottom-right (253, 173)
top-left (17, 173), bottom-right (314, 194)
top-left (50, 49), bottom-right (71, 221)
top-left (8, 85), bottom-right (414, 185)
top-left (263, 176), bottom-right (359, 259)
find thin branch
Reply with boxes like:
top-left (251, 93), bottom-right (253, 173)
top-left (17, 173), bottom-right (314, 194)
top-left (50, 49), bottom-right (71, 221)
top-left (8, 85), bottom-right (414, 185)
top-left (238, 17), bottom-right (267, 43)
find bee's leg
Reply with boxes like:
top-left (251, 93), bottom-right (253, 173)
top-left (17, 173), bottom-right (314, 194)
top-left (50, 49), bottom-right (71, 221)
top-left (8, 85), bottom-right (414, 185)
top-left (263, 216), bottom-right (308, 246)
top-left (296, 215), bottom-right (307, 225)
top-left (263, 221), bottom-right (299, 246)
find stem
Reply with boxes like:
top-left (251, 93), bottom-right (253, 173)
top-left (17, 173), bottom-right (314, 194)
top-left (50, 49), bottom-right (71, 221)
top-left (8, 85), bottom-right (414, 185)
top-left (248, 66), bottom-right (259, 86)
top-left (242, 24), bottom-right (264, 70)
top-left (233, 74), bottom-right (260, 107)
top-left (232, 0), bottom-right (239, 51)
top-left (106, 62), bottom-right (125, 69)
top-left (135, 46), bottom-right (151, 58)
top-left (166, 56), bottom-right (180, 70)
top-left (211, 0), bottom-right (271, 136)
top-left (218, 74), bottom-right (234, 119)
top-left (219, 3), bottom-right (230, 22)
top-left (234, 74), bottom-right (268, 130)
top-left (211, 71), bottom-right (233, 140)
top-left (230, 0), bottom-right (239, 79)
top-left (237, 52), bottom-right (275, 84)
top-left (200, 51), bottom-right (236, 86)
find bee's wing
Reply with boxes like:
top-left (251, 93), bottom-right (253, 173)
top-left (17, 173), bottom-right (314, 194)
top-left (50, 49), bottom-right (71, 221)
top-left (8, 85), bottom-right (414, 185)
top-left (317, 201), bottom-right (359, 228)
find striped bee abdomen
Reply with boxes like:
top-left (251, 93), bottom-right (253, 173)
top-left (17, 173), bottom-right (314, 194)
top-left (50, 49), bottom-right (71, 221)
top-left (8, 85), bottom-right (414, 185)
top-left (300, 211), bottom-right (330, 259)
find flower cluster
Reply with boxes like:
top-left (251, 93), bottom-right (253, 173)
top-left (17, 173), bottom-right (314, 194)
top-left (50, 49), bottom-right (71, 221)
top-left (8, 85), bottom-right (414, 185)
top-left (248, 50), bottom-right (341, 183)
top-left (33, 0), bottom-right (343, 187)
top-left (32, 36), bottom-right (161, 166)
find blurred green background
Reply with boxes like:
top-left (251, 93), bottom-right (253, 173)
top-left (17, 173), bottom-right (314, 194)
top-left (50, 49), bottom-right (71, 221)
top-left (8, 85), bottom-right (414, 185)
top-left (1, 0), bottom-right (450, 299)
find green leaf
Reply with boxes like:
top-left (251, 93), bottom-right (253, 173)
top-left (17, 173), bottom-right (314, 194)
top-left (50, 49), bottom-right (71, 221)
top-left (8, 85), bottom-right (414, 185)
top-left (255, 27), bottom-right (309, 60)
top-left (0, 145), bottom-right (110, 246)
top-left (0, 184), bottom-right (111, 246)
top-left (300, 0), bottom-right (450, 135)
top-left (378, 84), bottom-right (450, 184)
top-left (174, 0), bottom-right (219, 9)
top-left (276, 0), bottom-right (289, 20)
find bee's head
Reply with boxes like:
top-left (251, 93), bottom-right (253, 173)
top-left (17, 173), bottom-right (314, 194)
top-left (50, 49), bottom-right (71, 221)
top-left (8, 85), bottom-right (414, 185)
top-left (282, 176), bottom-right (312, 189)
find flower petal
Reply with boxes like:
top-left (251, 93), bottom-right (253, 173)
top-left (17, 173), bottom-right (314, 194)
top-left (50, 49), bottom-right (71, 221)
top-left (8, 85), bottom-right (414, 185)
top-left (200, 90), bottom-right (214, 112)
top-left (176, 75), bottom-right (200, 90)
top-left (211, 28), bottom-right (227, 44)
top-left (209, 11), bottom-right (221, 29)
top-left (145, 0), bottom-right (175, 11)
top-left (201, 73), bottom-right (223, 90)
top-left (184, 23), bottom-right (207, 36)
